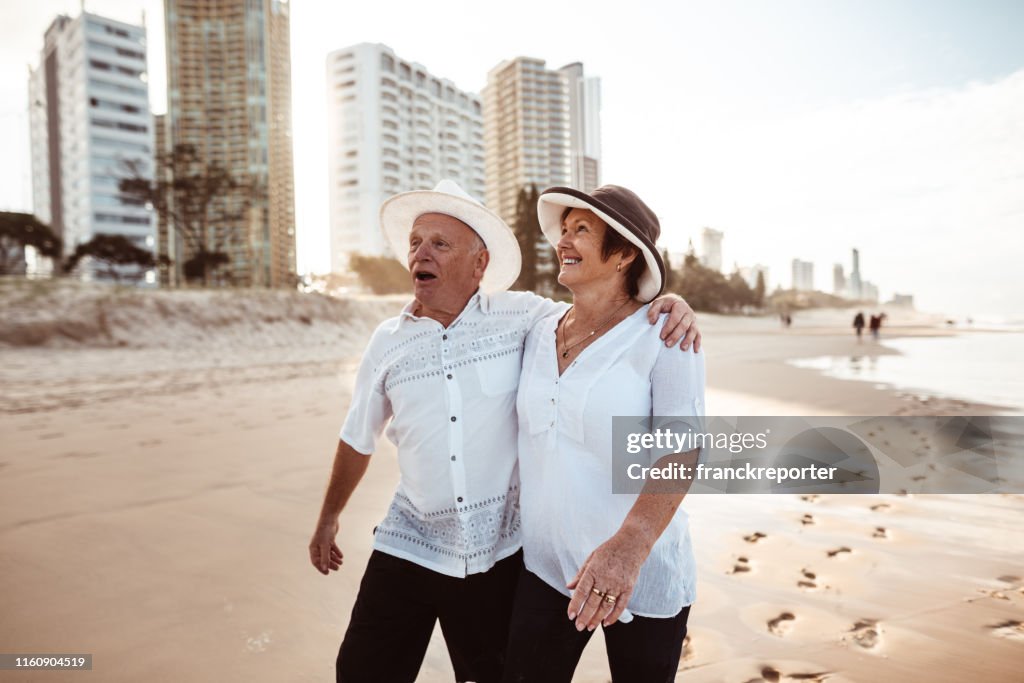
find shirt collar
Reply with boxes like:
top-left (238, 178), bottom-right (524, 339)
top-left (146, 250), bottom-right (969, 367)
top-left (389, 290), bottom-right (488, 334)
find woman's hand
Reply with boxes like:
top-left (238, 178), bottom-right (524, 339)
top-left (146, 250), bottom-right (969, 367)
top-left (566, 531), bottom-right (651, 630)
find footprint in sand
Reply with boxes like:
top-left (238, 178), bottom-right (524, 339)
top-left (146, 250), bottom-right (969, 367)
top-left (797, 568), bottom-right (818, 591)
top-left (744, 531), bottom-right (768, 544)
top-left (869, 503), bottom-right (891, 512)
top-left (826, 546), bottom-right (852, 558)
top-left (767, 612), bottom-right (796, 636)
top-left (988, 620), bottom-right (1024, 641)
top-left (57, 451), bottom-right (100, 459)
top-left (872, 526), bottom-right (889, 539)
top-left (800, 494), bottom-right (820, 503)
top-left (847, 619), bottom-right (882, 650)
top-left (753, 665), bottom-right (832, 682)
top-left (729, 556), bottom-right (752, 574)
top-left (38, 432), bottom-right (64, 440)
top-left (800, 514), bottom-right (815, 526)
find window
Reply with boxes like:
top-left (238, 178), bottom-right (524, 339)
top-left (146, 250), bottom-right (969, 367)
top-left (116, 47), bottom-right (144, 59)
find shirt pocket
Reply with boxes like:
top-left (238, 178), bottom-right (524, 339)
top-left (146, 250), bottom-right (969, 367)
top-left (474, 348), bottom-right (521, 396)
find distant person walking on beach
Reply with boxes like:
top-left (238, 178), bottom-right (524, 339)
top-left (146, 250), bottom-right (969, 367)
top-left (308, 180), bottom-right (701, 683)
top-left (853, 311), bottom-right (865, 342)
top-left (869, 313), bottom-right (885, 340)
top-left (504, 185), bottom-right (704, 682)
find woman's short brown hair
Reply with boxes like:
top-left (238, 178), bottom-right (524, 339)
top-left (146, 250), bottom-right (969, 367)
top-left (561, 207), bottom-right (645, 298)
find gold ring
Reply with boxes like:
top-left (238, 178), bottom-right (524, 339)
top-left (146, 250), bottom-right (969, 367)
top-left (591, 587), bottom-right (606, 598)
top-left (603, 594), bottom-right (618, 604)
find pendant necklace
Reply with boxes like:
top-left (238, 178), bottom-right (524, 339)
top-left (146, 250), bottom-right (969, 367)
top-left (560, 299), bottom-right (631, 359)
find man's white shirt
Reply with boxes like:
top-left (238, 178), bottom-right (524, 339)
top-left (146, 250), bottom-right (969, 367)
top-left (339, 290), bottom-right (566, 577)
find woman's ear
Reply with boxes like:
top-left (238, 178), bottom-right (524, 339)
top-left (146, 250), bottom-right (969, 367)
top-left (618, 246), bottom-right (639, 270)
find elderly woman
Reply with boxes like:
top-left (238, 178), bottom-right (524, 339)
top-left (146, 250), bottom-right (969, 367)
top-left (504, 185), bottom-right (705, 682)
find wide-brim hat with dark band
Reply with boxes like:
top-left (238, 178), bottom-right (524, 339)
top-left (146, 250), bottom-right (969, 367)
top-left (537, 185), bottom-right (665, 302)
top-left (380, 179), bottom-right (522, 293)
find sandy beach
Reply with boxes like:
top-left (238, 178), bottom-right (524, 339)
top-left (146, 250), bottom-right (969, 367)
top-left (1, 285), bottom-right (1022, 681)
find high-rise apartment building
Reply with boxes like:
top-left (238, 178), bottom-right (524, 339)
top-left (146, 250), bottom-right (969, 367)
top-left (833, 263), bottom-right (846, 296)
top-left (792, 259), bottom-right (815, 291)
top-left (559, 62), bottom-right (602, 193)
top-left (700, 227), bottom-right (723, 272)
top-left (848, 248), bottom-right (862, 300)
top-left (483, 57), bottom-right (601, 228)
top-left (164, 0), bottom-right (296, 287)
top-left (325, 43), bottom-right (484, 271)
top-left (28, 11), bottom-right (155, 280)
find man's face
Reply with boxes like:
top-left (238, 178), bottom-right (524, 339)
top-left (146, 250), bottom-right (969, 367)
top-left (408, 213), bottom-right (489, 310)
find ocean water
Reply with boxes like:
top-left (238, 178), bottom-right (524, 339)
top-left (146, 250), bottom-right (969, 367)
top-left (788, 332), bottom-right (1024, 413)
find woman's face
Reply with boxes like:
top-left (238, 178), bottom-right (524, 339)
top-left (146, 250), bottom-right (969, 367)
top-left (556, 208), bottom-right (620, 291)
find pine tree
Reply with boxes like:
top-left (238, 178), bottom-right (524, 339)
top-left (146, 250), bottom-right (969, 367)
top-left (511, 185), bottom-right (538, 291)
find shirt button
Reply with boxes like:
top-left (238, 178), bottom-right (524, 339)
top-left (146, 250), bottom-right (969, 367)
top-left (443, 334), bottom-right (448, 341)
top-left (451, 455), bottom-right (456, 461)
top-left (551, 398), bottom-right (555, 404)
top-left (451, 416), bottom-right (457, 422)
top-left (446, 374), bottom-right (453, 380)
top-left (457, 496), bottom-right (463, 503)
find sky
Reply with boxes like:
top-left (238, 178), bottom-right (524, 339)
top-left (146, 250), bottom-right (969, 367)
top-left (2, 0), bottom-right (1023, 320)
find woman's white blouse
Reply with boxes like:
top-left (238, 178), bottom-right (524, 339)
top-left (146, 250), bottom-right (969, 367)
top-left (516, 305), bottom-right (706, 621)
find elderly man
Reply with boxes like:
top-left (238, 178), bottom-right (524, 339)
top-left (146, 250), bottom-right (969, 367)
top-left (309, 180), bottom-right (700, 683)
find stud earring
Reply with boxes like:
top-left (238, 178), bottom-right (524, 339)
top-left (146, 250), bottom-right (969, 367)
top-left (616, 262), bottom-right (622, 272)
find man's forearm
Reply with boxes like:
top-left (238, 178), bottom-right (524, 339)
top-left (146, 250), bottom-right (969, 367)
top-left (316, 439), bottom-right (372, 524)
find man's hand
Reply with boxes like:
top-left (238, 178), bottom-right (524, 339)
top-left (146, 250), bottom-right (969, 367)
top-left (648, 294), bottom-right (701, 352)
top-left (310, 439), bottom-right (371, 575)
top-left (309, 517), bottom-right (344, 575)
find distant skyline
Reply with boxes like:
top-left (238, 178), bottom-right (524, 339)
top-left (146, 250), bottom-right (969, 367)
top-left (1, 0), bottom-right (1022, 319)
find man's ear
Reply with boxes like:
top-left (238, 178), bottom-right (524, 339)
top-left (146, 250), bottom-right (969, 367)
top-left (474, 249), bottom-right (490, 280)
